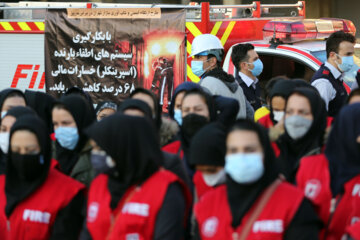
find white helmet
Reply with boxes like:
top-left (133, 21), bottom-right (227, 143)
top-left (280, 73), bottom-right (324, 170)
top-left (190, 34), bottom-right (224, 61)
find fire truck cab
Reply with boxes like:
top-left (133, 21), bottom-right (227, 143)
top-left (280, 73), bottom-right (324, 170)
top-left (222, 18), bottom-right (359, 91)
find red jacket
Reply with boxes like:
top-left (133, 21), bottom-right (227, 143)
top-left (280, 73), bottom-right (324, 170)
top-left (347, 221), bottom-right (360, 240)
top-left (161, 140), bottom-right (184, 159)
top-left (296, 154), bottom-right (360, 239)
top-left (87, 169), bottom-right (191, 240)
top-left (194, 182), bottom-right (304, 239)
top-left (193, 171), bottom-right (214, 200)
top-left (258, 113), bottom-right (274, 129)
top-left (0, 169), bottom-right (84, 240)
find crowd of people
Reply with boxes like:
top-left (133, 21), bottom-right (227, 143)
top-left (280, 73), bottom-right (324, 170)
top-left (0, 30), bottom-right (359, 240)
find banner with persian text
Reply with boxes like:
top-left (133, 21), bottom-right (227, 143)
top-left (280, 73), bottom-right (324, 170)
top-left (45, 8), bottom-right (186, 109)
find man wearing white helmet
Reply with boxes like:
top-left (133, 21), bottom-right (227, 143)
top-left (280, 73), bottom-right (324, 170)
top-left (190, 34), bottom-right (252, 119)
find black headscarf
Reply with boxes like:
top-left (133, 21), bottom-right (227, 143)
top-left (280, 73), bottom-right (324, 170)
top-left (118, 99), bottom-right (153, 121)
top-left (326, 103), bottom-right (360, 196)
top-left (180, 88), bottom-right (216, 160)
top-left (85, 114), bottom-right (162, 209)
top-left (54, 95), bottom-right (95, 174)
top-left (189, 122), bottom-right (226, 167)
top-left (168, 82), bottom-right (201, 118)
top-left (24, 90), bottom-right (56, 133)
top-left (5, 106), bottom-right (36, 119)
top-left (269, 79), bottom-right (296, 124)
top-left (130, 88), bottom-right (162, 129)
top-left (64, 86), bottom-right (96, 119)
top-left (0, 88), bottom-right (26, 112)
top-left (226, 120), bottom-right (279, 228)
top-left (0, 107), bottom-right (36, 175)
top-left (277, 87), bottom-right (327, 182)
top-left (5, 115), bottom-right (51, 217)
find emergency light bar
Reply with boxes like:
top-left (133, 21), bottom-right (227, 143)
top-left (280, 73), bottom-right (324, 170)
top-left (263, 18), bottom-right (356, 43)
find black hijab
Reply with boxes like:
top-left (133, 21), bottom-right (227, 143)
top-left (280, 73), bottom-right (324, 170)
top-left (130, 88), bottom-right (162, 129)
top-left (5, 115), bottom-right (51, 217)
top-left (24, 90), bottom-right (56, 133)
top-left (189, 122), bottom-right (226, 167)
top-left (118, 99), bottom-right (153, 121)
top-left (0, 107), bottom-right (36, 175)
top-left (0, 89), bottom-right (26, 112)
top-left (54, 95), bottom-right (95, 175)
top-left (277, 87), bottom-right (327, 182)
top-left (85, 114), bottom-right (163, 209)
top-left (326, 103), bottom-right (360, 196)
top-left (268, 80), bottom-right (296, 124)
top-left (226, 120), bottom-right (279, 228)
top-left (168, 82), bottom-right (201, 118)
top-left (64, 86), bottom-right (96, 119)
top-left (5, 106), bottom-right (36, 119)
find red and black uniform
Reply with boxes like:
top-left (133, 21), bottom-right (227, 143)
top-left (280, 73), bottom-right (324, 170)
top-left (194, 182), bottom-right (310, 239)
top-left (86, 169), bottom-right (191, 240)
top-left (0, 169), bottom-right (85, 240)
top-left (258, 113), bottom-right (274, 129)
top-left (193, 171), bottom-right (214, 200)
top-left (296, 154), bottom-right (360, 239)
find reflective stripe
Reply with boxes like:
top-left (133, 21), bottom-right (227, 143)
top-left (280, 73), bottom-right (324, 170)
top-left (210, 21), bottom-right (222, 36)
top-left (0, 22), bottom-right (14, 31)
top-left (17, 22), bottom-right (32, 31)
top-left (34, 22), bottom-right (45, 31)
top-left (220, 21), bottom-right (236, 46)
top-left (186, 22), bottom-right (202, 37)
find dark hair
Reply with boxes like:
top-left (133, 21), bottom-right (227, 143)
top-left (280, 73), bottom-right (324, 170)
top-left (264, 76), bottom-right (287, 101)
top-left (347, 88), bottom-right (360, 104)
top-left (130, 88), bottom-right (161, 129)
top-left (231, 43), bottom-right (254, 71)
top-left (326, 31), bottom-right (356, 59)
top-left (6, 91), bottom-right (25, 99)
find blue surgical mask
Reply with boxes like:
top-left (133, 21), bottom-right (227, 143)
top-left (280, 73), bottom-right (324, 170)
top-left (225, 152), bottom-right (264, 184)
top-left (55, 127), bottom-right (79, 150)
top-left (1, 111), bottom-right (7, 119)
top-left (247, 59), bottom-right (263, 77)
top-left (174, 109), bottom-right (183, 126)
top-left (191, 59), bottom-right (210, 77)
top-left (336, 54), bottom-right (354, 72)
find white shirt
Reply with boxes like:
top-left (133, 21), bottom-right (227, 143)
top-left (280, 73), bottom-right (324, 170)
top-left (238, 72), bottom-right (258, 89)
top-left (311, 61), bottom-right (343, 110)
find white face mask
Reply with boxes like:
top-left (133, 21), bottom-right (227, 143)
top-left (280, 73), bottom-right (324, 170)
top-left (1, 111), bottom-right (7, 119)
top-left (202, 169), bottom-right (226, 187)
top-left (0, 132), bottom-right (10, 154)
top-left (273, 111), bottom-right (284, 122)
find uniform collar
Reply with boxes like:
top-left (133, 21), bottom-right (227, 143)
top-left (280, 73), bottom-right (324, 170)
top-left (325, 61), bottom-right (342, 80)
top-left (238, 72), bottom-right (258, 87)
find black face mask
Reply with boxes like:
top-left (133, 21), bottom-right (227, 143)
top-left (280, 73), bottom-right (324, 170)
top-left (181, 114), bottom-right (209, 141)
top-left (11, 153), bottom-right (44, 181)
top-left (90, 152), bottom-right (113, 175)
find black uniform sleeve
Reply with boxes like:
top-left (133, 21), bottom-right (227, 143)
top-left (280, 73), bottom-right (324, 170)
top-left (50, 191), bottom-right (85, 240)
top-left (284, 198), bottom-right (322, 240)
top-left (192, 220), bottom-right (201, 240)
top-left (154, 182), bottom-right (186, 240)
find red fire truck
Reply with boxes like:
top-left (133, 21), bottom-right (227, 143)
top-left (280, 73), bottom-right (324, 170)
top-left (0, 1), bottom-right (307, 92)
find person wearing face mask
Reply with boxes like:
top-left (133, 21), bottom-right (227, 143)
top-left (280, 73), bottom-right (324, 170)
top-left (119, 98), bottom-right (191, 189)
top-left (193, 119), bottom-right (321, 240)
top-left (52, 95), bottom-right (95, 187)
top-left (0, 89), bottom-right (27, 119)
top-left (311, 31), bottom-right (356, 117)
top-left (276, 88), bottom-right (327, 183)
top-left (0, 106), bottom-right (36, 174)
top-left (296, 103), bottom-right (360, 239)
top-left (190, 34), bottom-right (250, 119)
top-left (258, 79), bottom-right (296, 129)
top-left (81, 114), bottom-right (192, 240)
top-left (0, 115), bottom-right (85, 240)
top-left (231, 43), bottom-right (263, 111)
top-left (189, 122), bottom-right (226, 201)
